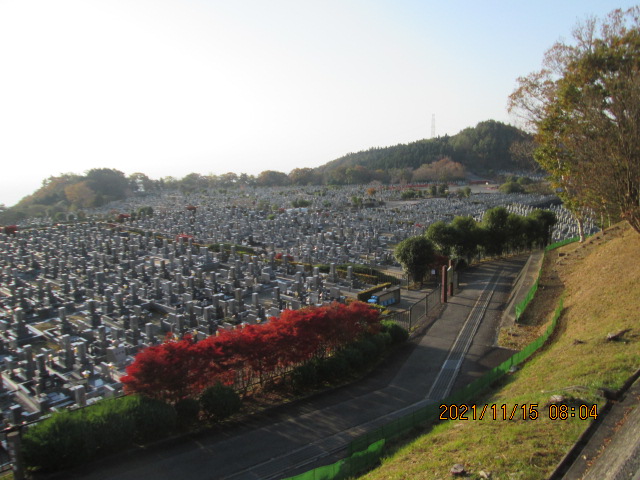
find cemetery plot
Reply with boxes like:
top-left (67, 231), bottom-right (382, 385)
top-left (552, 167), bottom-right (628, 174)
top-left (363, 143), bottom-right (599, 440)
top-left (0, 185), bottom-right (595, 429)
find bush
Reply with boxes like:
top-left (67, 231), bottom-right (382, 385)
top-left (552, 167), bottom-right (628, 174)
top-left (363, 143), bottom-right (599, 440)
top-left (381, 320), bottom-right (409, 344)
top-left (370, 332), bottom-right (391, 354)
top-left (22, 395), bottom-right (176, 472)
top-left (290, 362), bottom-right (319, 391)
top-left (499, 181), bottom-right (525, 194)
top-left (357, 283), bottom-right (392, 302)
top-left (175, 397), bottom-right (201, 427)
top-left (85, 399), bottom-right (136, 455)
top-left (126, 395), bottom-right (177, 443)
top-left (316, 354), bottom-right (350, 383)
top-left (353, 339), bottom-right (378, 364)
top-left (200, 383), bottom-right (242, 421)
top-left (401, 189), bottom-right (418, 199)
top-left (341, 346), bottom-right (365, 371)
top-left (23, 411), bottom-right (95, 472)
top-left (517, 176), bottom-right (534, 185)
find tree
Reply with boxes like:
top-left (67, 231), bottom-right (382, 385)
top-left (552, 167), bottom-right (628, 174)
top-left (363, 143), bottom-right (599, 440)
top-left (505, 213), bottom-right (527, 252)
top-left (288, 167), bottom-right (317, 185)
top-left (412, 157), bottom-right (466, 183)
top-left (121, 302), bottom-right (381, 402)
top-left (256, 170), bottom-right (290, 187)
top-left (499, 181), bottom-right (525, 194)
top-left (527, 209), bottom-right (557, 247)
top-left (344, 165), bottom-right (372, 184)
top-left (425, 221), bottom-right (456, 256)
top-left (129, 172), bottom-right (156, 193)
top-left (64, 181), bottom-right (96, 208)
top-left (237, 173), bottom-right (256, 187)
top-left (291, 199), bottom-right (311, 208)
top-left (121, 336), bottom-right (201, 403)
top-left (481, 206), bottom-right (510, 256)
top-left (179, 173), bottom-right (207, 193)
top-left (218, 172), bottom-right (238, 188)
top-left (137, 206), bottom-right (154, 217)
top-left (400, 189), bottom-right (418, 200)
top-left (394, 236), bottom-right (435, 286)
top-left (450, 216), bottom-right (482, 263)
top-left (84, 168), bottom-right (129, 203)
top-left (509, 138), bottom-right (538, 171)
top-left (509, 7), bottom-right (640, 235)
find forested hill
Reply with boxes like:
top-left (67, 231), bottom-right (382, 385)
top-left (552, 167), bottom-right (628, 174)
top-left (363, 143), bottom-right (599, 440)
top-left (315, 120), bottom-right (534, 184)
top-left (0, 119), bottom-right (534, 224)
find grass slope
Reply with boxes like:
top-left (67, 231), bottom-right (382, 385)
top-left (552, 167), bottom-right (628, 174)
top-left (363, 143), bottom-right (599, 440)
top-left (360, 223), bottom-right (640, 480)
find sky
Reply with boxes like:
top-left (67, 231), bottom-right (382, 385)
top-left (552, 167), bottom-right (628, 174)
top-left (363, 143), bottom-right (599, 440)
top-left (0, 0), bottom-right (637, 207)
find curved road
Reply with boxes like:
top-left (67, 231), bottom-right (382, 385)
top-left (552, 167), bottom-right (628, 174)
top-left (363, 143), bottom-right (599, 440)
top-left (49, 257), bottom-right (526, 480)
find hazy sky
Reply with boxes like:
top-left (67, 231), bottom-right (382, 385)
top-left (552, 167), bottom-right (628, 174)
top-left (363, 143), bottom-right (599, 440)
top-left (0, 1), bottom-right (636, 206)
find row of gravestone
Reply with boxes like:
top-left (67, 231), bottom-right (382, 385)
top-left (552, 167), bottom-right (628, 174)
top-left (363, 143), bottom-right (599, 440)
top-left (0, 222), bottom-right (355, 426)
top-left (0, 187), bottom-right (581, 426)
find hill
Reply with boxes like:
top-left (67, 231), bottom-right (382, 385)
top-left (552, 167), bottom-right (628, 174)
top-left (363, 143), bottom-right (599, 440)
top-left (359, 222), bottom-right (640, 479)
top-left (0, 119), bottom-right (534, 224)
top-left (315, 120), bottom-right (534, 184)
top-left (0, 168), bottom-right (134, 224)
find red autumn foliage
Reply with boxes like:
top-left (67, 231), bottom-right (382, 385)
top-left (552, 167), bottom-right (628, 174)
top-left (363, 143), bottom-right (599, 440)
top-left (121, 301), bottom-right (381, 403)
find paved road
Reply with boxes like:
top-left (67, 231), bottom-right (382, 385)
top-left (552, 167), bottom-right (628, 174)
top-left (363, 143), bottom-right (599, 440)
top-left (47, 257), bottom-right (527, 480)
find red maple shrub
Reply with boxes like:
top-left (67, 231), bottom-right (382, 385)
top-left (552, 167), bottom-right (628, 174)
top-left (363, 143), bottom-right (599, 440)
top-left (121, 301), bottom-right (381, 403)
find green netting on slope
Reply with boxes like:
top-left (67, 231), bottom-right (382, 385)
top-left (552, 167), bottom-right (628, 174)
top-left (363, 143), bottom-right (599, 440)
top-left (348, 294), bottom-right (564, 456)
top-left (515, 237), bottom-right (578, 321)
top-left (282, 439), bottom-right (385, 480)
top-left (545, 237), bottom-right (579, 251)
top-left (515, 277), bottom-right (539, 321)
top-left (292, 243), bottom-right (571, 480)
top-left (296, 295), bottom-right (564, 479)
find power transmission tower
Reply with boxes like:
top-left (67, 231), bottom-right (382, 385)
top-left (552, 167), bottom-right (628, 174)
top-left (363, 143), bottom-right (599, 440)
top-left (430, 114), bottom-right (436, 138)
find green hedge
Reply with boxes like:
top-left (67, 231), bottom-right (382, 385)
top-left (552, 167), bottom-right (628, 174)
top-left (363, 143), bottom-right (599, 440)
top-left (291, 328), bottom-right (409, 391)
top-left (207, 242), bottom-right (257, 255)
top-left (200, 383), bottom-right (242, 421)
top-left (23, 395), bottom-right (176, 472)
top-left (381, 320), bottom-right (410, 344)
top-left (357, 283), bottom-right (392, 302)
top-left (314, 264), bottom-right (401, 286)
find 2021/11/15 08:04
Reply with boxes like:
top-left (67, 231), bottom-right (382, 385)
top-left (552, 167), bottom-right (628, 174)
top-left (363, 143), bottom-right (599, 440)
top-left (439, 403), bottom-right (598, 421)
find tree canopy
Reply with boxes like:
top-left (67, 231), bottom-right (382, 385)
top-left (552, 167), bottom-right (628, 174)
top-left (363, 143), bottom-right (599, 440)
top-left (316, 120), bottom-right (533, 183)
top-left (424, 208), bottom-right (556, 263)
top-left (509, 7), bottom-right (640, 235)
top-left (393, 236), bottom-right (435, 285)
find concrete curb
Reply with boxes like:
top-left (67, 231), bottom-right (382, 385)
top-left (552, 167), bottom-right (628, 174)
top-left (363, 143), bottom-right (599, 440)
top-left (547, 367), bottom-right (640, 480)
top-left (500, 250), bottom-right (545, 329)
